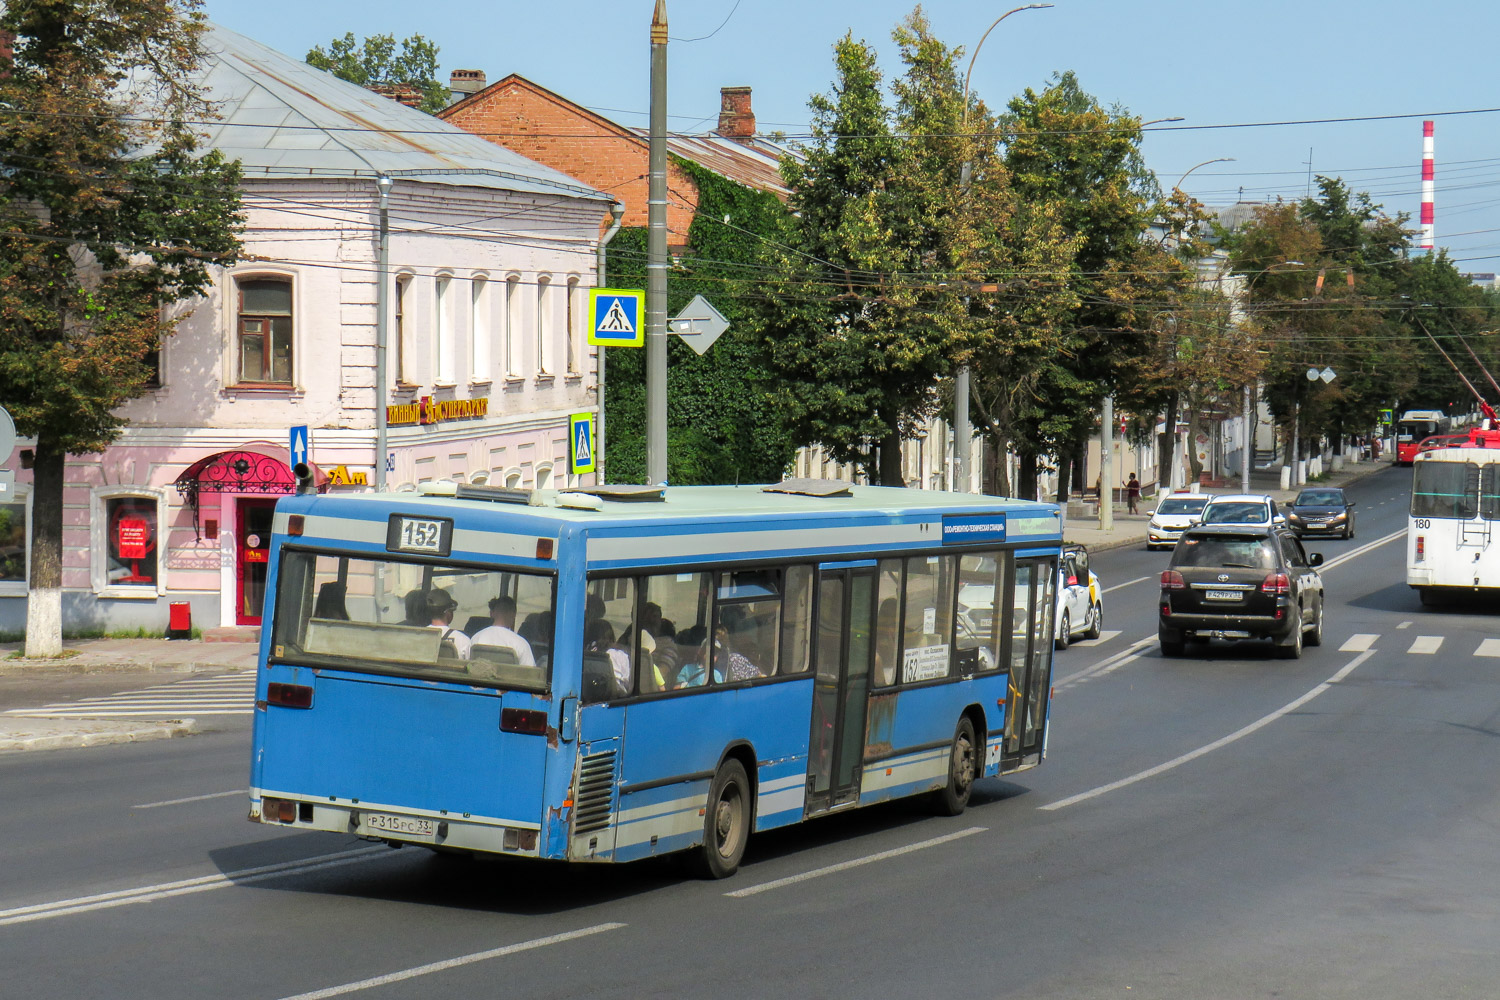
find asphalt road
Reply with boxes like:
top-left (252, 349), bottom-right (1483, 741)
top-left (4, 463), bottom-right (1498, 999)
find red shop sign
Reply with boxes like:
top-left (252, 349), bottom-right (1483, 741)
top-left (117, 518), bottom-right (152, 560)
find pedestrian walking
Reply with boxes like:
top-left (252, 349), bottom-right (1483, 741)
top-left (1126, 473), bottom-right (1141, 515)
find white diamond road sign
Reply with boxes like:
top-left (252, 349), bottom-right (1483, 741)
top-left (668, 295), bottom-right (730, 356)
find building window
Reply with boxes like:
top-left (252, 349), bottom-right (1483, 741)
top-left (435, 274), bottom-right (455, 385)
top-left (93, 491), bottom-right (165, 595)
top-left (0, 487), bottom-right (29, 594)
top-left (565, 277), bottom-right (580, 374)
top-left (237, 277), bottom-right (293, 384)
top-left (536, 465), bottom-right (552, 489)
top-left (505, 275), bottom-right (522, 377)
top-left (536, 276), bottom-right (554, 375)
top-left (471, 276), bottom-right (490, 381)
top-left (394, 274), bottom-right (412, 385)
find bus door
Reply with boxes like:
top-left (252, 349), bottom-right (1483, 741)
top-left (1004, 555), bottom-right (1055, 764)
top-left (806, 565), bottom-right (875, 814)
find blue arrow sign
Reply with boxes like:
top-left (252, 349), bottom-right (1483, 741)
top-left (289, 425), bottom-right (309, 468)
top-left (569, 413), bottom-right (596, 475)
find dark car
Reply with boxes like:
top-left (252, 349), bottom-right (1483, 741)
top-left (1158, 524), bottom-right (1325, 659)
top-left (1285, 487), bottom-right (1356, 539)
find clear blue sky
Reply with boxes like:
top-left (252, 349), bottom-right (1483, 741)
top-left (203, 0), bottom-right (1500, 268)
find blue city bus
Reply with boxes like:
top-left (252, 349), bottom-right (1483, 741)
top-left (249, 480), bottom-right (1061, 878)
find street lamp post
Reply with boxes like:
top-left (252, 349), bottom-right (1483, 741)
top-left (1174, 156), bottom-right (1235, 193)
top-left (952, 3), bottom-right (1052, 494)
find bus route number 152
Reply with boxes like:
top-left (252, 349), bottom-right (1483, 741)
top-left (387, 514), bottom-right (453, 557)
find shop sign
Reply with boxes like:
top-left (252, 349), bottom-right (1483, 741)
top-left (327, 465), bottom-right (369, 486)
top-left (117, 518), bottom-right (151, 560)
top-left (387, 396), bottom-right (489, 426)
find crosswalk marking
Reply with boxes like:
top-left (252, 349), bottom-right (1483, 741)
top-left (1408, 635), bottom-right (1444, 655)
top-left (5, 671), bottom-right (256, 719)
top-left (1476, 639), bottom-right (1500, 658)
top-left (1339, 633), bottom-right (1379, 652)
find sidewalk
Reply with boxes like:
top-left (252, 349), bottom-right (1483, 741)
top-left (0, 637), bottom-right (259, 754)
top-left (1062, 454), bottom-right (1393, 553)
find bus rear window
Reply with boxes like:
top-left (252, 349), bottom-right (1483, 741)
top-left (1412, 461), bottom-right (1478, 519)
top-left (272, 550), bottom-right (555, 691)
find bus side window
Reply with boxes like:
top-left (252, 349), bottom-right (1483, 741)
top-left (780, 565), bottom-right (814, 674)
top-left (585, 578), bottom-right (636, 699)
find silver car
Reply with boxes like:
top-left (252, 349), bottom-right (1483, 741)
top-left (1147, 493), bottom-right (1210, 551)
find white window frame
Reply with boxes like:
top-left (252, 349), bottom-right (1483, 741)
top-left (536, 275), bottom-right (554, 376)
top-left (435, 273), bottom-right (456, 386)
top-left (565, 276), bottom-right (581, 375)
top-left (394, 272), bottom-right (414, 386)
top-left (0, 482), bottom-right (32, 598)
top-left (91, 486), bottom-right (168, 598)
top-left (230, 270), bottom-right (298, 388)
top-left (470, 273), bottom-right (491, 383)
top-left (504, 274), bottom-right (523, 378)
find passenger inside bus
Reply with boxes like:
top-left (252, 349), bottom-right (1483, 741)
top-left (425, 589), bottom-right (472, 660)
top-left (471, 595), bottom-right (535, 666)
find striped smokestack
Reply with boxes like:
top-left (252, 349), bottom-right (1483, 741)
top-left (1421, 120), bottom-right (1435, 250)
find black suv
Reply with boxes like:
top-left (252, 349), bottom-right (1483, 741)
top-left (1158, 524), bottom-right (1325, 659)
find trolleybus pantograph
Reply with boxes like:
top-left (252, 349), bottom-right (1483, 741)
top-left (249, 480), bottom-right (1063, 878)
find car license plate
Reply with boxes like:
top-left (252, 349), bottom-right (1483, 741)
top-left (1306, 523), bottom-right (1327, 530)
top-left (1205, 590), bottom-right (1241, 601)
top-left (362, 811), bottom-right (436, 837)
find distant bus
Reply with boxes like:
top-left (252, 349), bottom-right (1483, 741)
top-left (1407, 427), bottom-right (1500, 604)
top-left (249, 480), bottom-right (1063, 878)
top-left (1395, 409), bottom-right (1451, 464)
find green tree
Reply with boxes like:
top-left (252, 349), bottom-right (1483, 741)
top-left (306, 32), bottom-right (447, 114)
top-left (0, 0), bottom-right (243, 654)
top-left (758, 16), bottom-right (982, 486)
top-left (995, 71), bottom-right (1161, 500)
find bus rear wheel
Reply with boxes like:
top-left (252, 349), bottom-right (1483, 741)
top-left (931, 718), bottom-right (976, 816)
top-left (695, 759), bottom-right (750, 879)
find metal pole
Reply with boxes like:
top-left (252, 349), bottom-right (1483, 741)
top-left (1291, 397), bottom-right (1301, 487)
top-left (374, 174), bottom-right (392, 492)
top-left (595, 201), bottom-right (625, 485)
top-left (1099, 395), bottom-right (1114, 530)
top-left (1242, 383), bottom-right (1252, 491)
top-left (645, 0), bottom-right (669, 485)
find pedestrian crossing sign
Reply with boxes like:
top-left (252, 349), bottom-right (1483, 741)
top-left (569, 412), bottom-right (596, 475)
top-left (589, 288), bottom-right (644, 347)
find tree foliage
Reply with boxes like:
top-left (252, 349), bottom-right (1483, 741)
top-left (306, 32), bottom-right (447, 114)
top-left (0, 0), bottom-right (243, 653)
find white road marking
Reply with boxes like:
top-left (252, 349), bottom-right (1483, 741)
top-left (1103, 575), bottom-right (1153, 594)
top-left (725, 827), bottom-right (986, 898)
top-left (276, 924), bottom-right (627, 1000)
top-left (1476, 639), bottom-right (1500, 658)
top-left (1070, 630), bottom-right (1122, 646)
top-left (1408, 635), bottom-right (1444, 655)
top-left (1041, 651), bottom-right (1374, 811)
top-left (1315, 528), bottom-right (1404, 572)
top-left (0, 846), bottom-right (389, 926)
top-left (5, 671), bottom-right (256, 719)
top-left (132, 789), bottom-right (247, 810)
top-left (1339, 634), bottom-right (1379, 652)
top-left (1054, 636), bottom-right (1156, 691)
top-left (1397, 621), bottom-right (1413, 630)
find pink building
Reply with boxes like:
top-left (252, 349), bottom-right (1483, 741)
top-left (0, 25), bottom-right (612, 634)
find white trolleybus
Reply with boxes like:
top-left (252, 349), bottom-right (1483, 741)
top-left (249, 479), bottom-right (1064, 878)
top-left (1408, 426), bottom-right (1500, 605)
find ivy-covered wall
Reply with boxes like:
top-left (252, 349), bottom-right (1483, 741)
top-left (602, 158), bottom-right (798, 485)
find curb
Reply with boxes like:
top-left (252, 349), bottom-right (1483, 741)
top-left (0, 660), bottom-right (254, 677)
top-left (0, 718), bottom-right (198, 754)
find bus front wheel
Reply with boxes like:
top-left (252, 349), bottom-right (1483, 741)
top-left (696, 759), bottom-right (750, 879)
top-left (932, 717), bottom-right (976, 816)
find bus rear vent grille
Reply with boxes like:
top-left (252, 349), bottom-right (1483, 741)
top-left (574, 750), bottom-right (617, 834)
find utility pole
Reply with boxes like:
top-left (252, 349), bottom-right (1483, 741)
top-left (595, 201), bottom-right (625, 485)
top-left (1099, 395), bottom-right (1114, 531)
top-left (645, 0), bottom-right (669, 485)
top-left (374, 174), bottom-right (392, 492)
top-left (1241, 383), bottom-right (1252, 491)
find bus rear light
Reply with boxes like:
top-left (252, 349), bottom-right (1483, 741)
top-left (287, 514), bottom-right (305, 536)
top-left (1261, 572), bottom-right (1291, 595)
top-left (500, 708), bottom-right (548, 735)
top-left (1416, 536), bottom-right (1425, 561)
top-left (1160, 570), bottom-right (1185, 589)
top-left (536, 538), bottom-right (554, 560)
top-left (262, 797), bottom-right (296, 823)
top-left (267, 682), bottom-right (314, 709)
